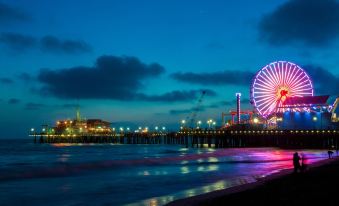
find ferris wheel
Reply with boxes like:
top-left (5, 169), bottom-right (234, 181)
top-left (250, 61), bottom-right (313, 118)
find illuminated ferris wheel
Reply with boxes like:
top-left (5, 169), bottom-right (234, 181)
top-left (250, 61), bottom-right (314, 118)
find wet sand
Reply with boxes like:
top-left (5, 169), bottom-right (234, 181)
top-left (167, 156), bottom-right (339, 206)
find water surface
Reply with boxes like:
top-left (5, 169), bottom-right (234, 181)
top-left (0, 139), bottom-right (329, 206)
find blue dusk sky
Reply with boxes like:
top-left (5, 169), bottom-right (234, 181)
top-left (0, 0), bottom-right (339, 138)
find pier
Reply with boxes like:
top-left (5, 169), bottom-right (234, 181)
top-left (30, 129), bottom-right (339, 149)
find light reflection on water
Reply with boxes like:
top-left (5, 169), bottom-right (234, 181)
top-left (0, 140), bottom-right (330, 206)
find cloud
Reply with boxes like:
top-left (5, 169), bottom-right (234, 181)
top-left (0, 2), bottom-right (31, 23)
top-left (8, 98), bottom-right (20, 104)
top-left (258, 0), bottom-right (339, 46)
top-left (24, 102), bottom-right (46, 110)
top-left (0, 32), bottom-right (92, 54)
top-left (138, 89), bottom-right (216, 102)
top-left (37, 55), bottom-right (166, 100)
top-left (0, 77), bottom-right (14, 84)
top-left (303, 65), bottom-right (339, 95)
top-left (171, 70), bottom-right (254, 86)
top-left (0, 33), bottom-right (37, 51)
top-left (40, 36), bottom-right (92, 54)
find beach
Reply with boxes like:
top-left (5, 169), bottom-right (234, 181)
top-left (167, 155), bottom-right (339, 206)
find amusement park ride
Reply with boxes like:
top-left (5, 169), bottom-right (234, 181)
top-left (224, 61), bottom-right (339, 130)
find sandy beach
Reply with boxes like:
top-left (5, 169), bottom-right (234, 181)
top-left (167, 155), bottom-right (339, 206)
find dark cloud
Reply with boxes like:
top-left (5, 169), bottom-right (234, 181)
top-left (0, 77), bottom-right (13, 84)
top-left (171, 70), bottom-right (254, 86)
top-left (0, 32), bottom-right (37, 51)
top-left (258, 0), bottom-right (339, 46)
top-left (8, 98), bottom-right (20, 104)
top-left (40, 36), bottom-right (92, 54)
top-left (0, 2), bottom-right (31, 23)
top-left (303, 65), bottom-right (339, 95)
top-left (37, 55), bottom-right (165, 100)
top-left (24, 102), bottom-right (46, 110)
top-left (0, 33), bottom-right (91, 54)
top-left (138, 89), bottom-right (216, 102)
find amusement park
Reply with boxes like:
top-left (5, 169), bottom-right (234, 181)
top-left (29, 60), bottom-right (339, 148)
top-left (222, 61), bottom-right (339, 130)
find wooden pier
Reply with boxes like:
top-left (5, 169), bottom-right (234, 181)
top-left (30, 129), bottom-right (339, 149)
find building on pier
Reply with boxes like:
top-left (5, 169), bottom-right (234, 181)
top-left (48, 107), bottom-right (113, 135)
top-left (276, 95), bottom-right (339, 130)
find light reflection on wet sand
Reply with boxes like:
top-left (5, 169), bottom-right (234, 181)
top-left (131, 177), bottom-right (257, 206)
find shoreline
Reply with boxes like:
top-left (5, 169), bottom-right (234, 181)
top-left (167, 155), bottom-right (339, 206)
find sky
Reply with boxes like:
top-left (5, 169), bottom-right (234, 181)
top-left (0, 0), bottom-right (339, 138)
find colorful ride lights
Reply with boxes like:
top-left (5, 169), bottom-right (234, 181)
top-left (251, 61), bottom-right (313, 118)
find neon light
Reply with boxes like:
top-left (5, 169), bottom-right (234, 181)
top-left (250, 61), bottom-right (313, 118)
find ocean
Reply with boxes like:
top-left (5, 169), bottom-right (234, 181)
top-left (0, 139), bottom-right (329, 206)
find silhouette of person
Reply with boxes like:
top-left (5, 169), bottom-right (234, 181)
top-left (300, 153), bottom-right (308, 172)
top-left (293, 152), bottom-right (301, 173)
top-left (328, 150), bottom-right (334, 159)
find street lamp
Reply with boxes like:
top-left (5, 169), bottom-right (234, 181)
top-left (197, 120), bottom-right (202, 129)
top-left (181, 119), bottom-right (186, 127)
top-left (212, 121), bottom-right (216, 129)
top-left (207, 119), bottom-right (213, 129)
top-left (181, 120), bottom-right (186, 130)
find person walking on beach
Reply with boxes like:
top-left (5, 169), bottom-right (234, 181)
top-left (328, 150), bottom-right (334, 159)
top-left (293, 152), bottom-right (301, 173)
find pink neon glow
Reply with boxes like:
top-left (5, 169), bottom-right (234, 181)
top-left (251, 61), bottom-right (313, 118)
